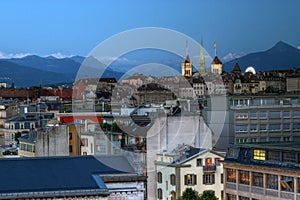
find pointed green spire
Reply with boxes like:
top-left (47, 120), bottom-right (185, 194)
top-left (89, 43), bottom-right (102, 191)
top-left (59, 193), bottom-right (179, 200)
top-left (198, 36), bottom-right (206, 73)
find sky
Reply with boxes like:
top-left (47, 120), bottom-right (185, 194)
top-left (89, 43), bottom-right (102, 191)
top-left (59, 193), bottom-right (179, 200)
top-left (1, 0), bottom-right (300, 61)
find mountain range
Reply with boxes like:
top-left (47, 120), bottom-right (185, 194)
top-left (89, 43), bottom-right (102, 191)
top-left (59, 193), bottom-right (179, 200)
top-left (0, 41), bottom-right (300, 88)
top-left (223, 41), bottom-right (300, 72)
top-left (0, 55), bottom-right (124, 87)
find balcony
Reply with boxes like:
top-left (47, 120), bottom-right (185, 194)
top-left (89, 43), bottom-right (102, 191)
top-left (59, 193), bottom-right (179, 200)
top-left (202, 165), bottom-right (216, 172)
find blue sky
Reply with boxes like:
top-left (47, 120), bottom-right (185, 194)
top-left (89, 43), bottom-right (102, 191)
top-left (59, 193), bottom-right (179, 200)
top-left (1, 0), bottom-right (300, 61)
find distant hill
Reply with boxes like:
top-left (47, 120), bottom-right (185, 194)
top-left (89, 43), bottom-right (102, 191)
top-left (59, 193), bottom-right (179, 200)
top-left (223, 41), bottom-right (300, 72)
top-left (0, 55), bottom-right (124, 88)
top-left (0, 60), bottom-right (73, 87)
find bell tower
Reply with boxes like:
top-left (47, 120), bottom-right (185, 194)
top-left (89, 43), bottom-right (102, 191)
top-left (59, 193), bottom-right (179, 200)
top-left (181, 40), bottom-right (193, 77)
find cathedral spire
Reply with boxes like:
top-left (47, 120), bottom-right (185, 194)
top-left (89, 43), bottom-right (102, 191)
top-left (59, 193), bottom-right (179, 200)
top-left (214, 40), bottom-right (217, 57)
top-left (198, 36), bottom-right (206, 74)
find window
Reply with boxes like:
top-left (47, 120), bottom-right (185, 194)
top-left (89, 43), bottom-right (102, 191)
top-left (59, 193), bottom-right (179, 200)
top-left (253, 149), bottom-right (266, 160)
top-left (196, 158), bottom-right (202, 166)
top-left (267, 174), bottom-right (278, 189)
top-left (250, 112), bottom-right (257, 119)
top-left (69, 132), bottom-right (73, 140)
top-left (236, 138), bottom-right (247, 143)
top-left (259, 112), bottom-right (267, 119)
top-left (235, 125), bottom-right (248, 132)
top-left (205, 158), bottom-right (212, 166)
top-left (221, 173), bottom-right (224, 184)
top-left (252, 172), bottom-right (263, 187)
top-left (203, 173), bottom-right (215, 185)
top-left (227, 148), bottom-right (239, 158)
top-left (269, 111), bottom-right (281, 119)
top-left (283, 124), bottom-right (290, 131)
top-left (170, 174), bottom-right (176, 186)
top-left (281, 176), bottom-right (294, 192)
top-left (166, 181), bottom-right (168, 191)
top-left (283, 152), bottom-right (295, 163)
top-left (235, 113), bottom-right (248, 119)
top-left (69, 145), bottom-right (73, 153)
top-left (170, 191), bottom-right (176, 200)
top-left (239, 196), bottom-right (250, 200)
top-left (267, 151), bottom-right (280, 162)
top-left (215, 158), bottom-right (221, 166)
top-left (293, 111), bottom-right (300, 118)
top-left (239, 170), bottom-right (250, 185)
top-left (227, 169), bottom-right (236, 183)
top-left (157, 172), bottom-right (162, 183)
top-left (293, 124), bottom-right (300, 130)
top-left (250, 125), bottom-right (257, 132)
top-left (269, 137), bottom-right (280, 142)
top-left (259, 124), bottom-right (267, 131)
top-left (157, 188), bottom-right (162, 200)
top-left (269, 124), bottom-right (281, 131)
top-left (227, 194), bottom-right (237, 200)
top-left (81, 138), bottom-right (88, 146)
top-left (184, 174), bottom-right (197, 186)
top-left (283, 111), bottom-right (290, 118)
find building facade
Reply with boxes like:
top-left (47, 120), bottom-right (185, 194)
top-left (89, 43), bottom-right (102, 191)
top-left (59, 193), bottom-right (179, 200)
top-left (229, 94), bottom-right (300, 143)
top-left (155, 145), bottom-right (225, 200)
top-left (223, 142), bottom-right (300, 200)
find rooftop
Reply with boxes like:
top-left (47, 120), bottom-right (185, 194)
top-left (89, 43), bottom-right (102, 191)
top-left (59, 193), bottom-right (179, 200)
top-left (0, 155), bottom-right (136, 195)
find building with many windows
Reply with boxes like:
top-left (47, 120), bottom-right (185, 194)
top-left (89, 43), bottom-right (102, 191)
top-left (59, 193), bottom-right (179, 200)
top-left (229, 94), bottom-right (300, 143)
top-left (155, 144), bottom-right (225, 200)
top-left (223, 142), bottom-right (300, 200)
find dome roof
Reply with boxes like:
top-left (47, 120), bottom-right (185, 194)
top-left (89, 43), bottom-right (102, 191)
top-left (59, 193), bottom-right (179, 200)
top-left (245, 66), bottom-right (256, 74)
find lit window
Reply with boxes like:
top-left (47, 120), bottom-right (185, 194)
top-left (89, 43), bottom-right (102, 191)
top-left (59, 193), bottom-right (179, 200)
top-left (253, 149), bottom-right (265, 160)
top-left (239, 170), bottom-right (250, 185)
top-left (226, 168), bottom-right (236, 183)
top-left (185, 174), bottom-right (197, 186)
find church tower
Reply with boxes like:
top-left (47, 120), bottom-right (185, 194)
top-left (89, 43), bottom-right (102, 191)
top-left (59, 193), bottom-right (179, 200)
top-left (211, 41), bottom-right (223, 74)
top-left (198, 37), bottom-right (206, 74)
top-left (182, 41), bottom-right (193, 77)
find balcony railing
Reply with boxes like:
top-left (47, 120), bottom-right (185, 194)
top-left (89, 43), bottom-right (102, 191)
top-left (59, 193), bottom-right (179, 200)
top-left (202, 165), bottom-right (216, 172)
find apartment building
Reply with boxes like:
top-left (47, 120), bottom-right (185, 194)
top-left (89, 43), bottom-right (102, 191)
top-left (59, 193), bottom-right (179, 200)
top-left (229, 94), bottom-right (300, 143)
top-left (223, 142), bottom-right (300, 200)
top-left (155, 144), bottom-right (225, 200)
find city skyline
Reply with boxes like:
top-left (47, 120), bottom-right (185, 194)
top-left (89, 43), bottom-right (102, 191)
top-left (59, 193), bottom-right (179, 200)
top-left (0, 0), bottom-right (300, 62)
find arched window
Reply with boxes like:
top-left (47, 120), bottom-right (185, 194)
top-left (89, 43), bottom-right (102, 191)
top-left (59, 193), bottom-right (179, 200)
top-left (170, 191), bottom-right (176, 200)
top-left (157, 172), bottom-right (162, 183)
top-left (170, 174), bottom-right (176, 186)
top-left (157, 188), bottom-right (162, 200)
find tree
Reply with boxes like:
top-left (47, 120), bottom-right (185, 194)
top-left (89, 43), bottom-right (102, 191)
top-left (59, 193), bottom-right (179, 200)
top-left (14, 132), bottom-right (22, 144)
top-left (178, 188), bottom-right (201, 200)
top-left (199, 190), bottom-right (218, 200)
top-left (265, 86), bottom-right (274, 93)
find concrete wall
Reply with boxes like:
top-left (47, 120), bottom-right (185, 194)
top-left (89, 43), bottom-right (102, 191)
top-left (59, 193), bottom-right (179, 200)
top-left (35, 125), bottom-right (69, 156)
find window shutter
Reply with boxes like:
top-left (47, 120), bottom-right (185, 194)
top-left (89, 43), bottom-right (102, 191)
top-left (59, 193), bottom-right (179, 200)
top-left (212, 174), bottom-right (215, 184)
top-left (184, 175), bottom-right (187, 185)
top-left (203, 174), bottom-right (205, 184)
top-left (193, 174), bottom-right (197, 185)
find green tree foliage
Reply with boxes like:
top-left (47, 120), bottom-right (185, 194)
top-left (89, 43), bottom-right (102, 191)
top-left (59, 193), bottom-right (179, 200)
top-left (265, 86), bottom-right (274, 93)
top-left (14, 132), bottom-right (22, 144)
top-left (199, 190), bottom-right (218, 200)
top-left (178, 188), bottom-right (201, 200)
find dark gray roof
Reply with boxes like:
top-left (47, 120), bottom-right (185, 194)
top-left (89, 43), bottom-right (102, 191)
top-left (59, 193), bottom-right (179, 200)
top-left (0, 155), bottom-right (135, 194)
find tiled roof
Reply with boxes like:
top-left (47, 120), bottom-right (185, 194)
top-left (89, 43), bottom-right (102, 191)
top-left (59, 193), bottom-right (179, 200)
top-left (232, 63), bottom-right (241, 73)
top-left (212, 56), bottom-right (222, 65)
